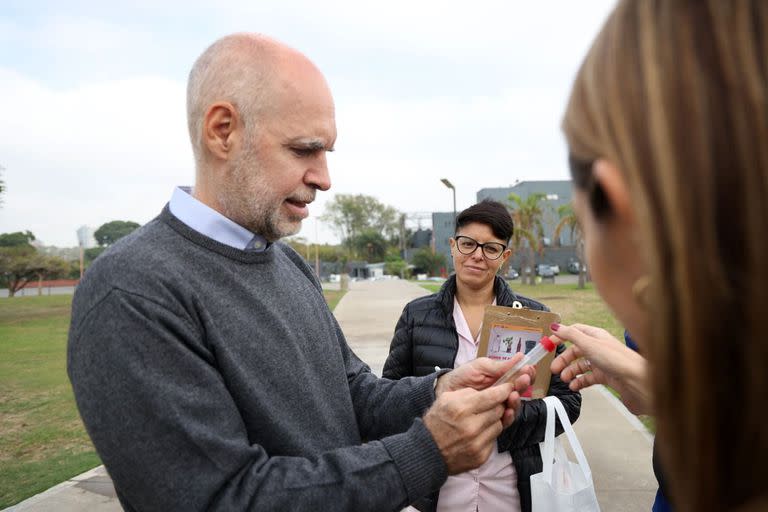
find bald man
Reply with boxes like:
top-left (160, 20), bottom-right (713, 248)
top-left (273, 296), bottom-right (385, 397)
top-left (67, 34), bottom-right (530, 511)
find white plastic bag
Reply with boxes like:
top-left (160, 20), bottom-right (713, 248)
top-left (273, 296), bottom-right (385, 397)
top-left (530, 396), bottom-right (601, 512)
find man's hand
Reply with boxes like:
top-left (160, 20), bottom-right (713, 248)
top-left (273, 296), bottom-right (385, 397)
top-left (435, 355), bottom-right (534, 427)
top-left (424, 383), bottom-right (517, 474)
top-left (435, 354), bottom-right (535, 395)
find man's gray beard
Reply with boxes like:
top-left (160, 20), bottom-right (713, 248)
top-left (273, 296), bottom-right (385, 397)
top-left (217, 153), bottom-right (301, 242)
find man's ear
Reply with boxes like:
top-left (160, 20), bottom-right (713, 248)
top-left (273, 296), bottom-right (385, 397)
top-left (203, 102), bottom-right (241, 161)
top-left (592, 159), bottom-right (634, 225)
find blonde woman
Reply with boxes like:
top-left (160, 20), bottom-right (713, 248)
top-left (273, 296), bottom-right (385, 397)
top-left (550, 1), bottom-right (768, 510)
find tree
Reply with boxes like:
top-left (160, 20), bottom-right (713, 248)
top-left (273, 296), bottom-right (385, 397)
top-left (286, 237), bottom-right (312, 260)
top-left (384, 255), bottom-right (410, 279)
top-left (349, 229), bottom-right (387, 261)
top-left (315, 244), bottom-right (347, 264)
top-left (321, 195), bottom-right (401, 251)
top-left (0, 231), bottom-right (35, 248)
top-left (0, 236), bottom-right (75, 296)
top-left (30, 254), bottom-right (69, 295)
top-left (0, 231), bottom-right (48, 296)
top-left (411, 247), bottom-right (446, 277)
top-left (285, 238), bottom-right (347, 265)
top-left (67, 259), bottom-right (82, 280)
top-left (507, 193), bottom-right (546, 285)
top-left (85, 246), bottom-right (107, 264)
top-left (0, 245), bottom-right (38, 297)
top-left (94, 221), bottom-right (141, 246)
top-left (554, 204), bottom-right (587, 289)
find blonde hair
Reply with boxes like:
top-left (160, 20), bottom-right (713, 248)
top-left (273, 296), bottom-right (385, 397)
top-left (563, 1), bottom-right (768, 510)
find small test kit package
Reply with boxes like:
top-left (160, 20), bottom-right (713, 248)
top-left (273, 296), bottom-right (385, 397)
top-left (477, 305), bottom-right (561, 398)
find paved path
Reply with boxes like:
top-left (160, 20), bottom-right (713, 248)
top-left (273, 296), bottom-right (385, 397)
top-left (6, 279), bottom-right (655, 511)
top-left (4, 466), bottom-right (119, 512)
top-left (338, 280), bottom-right (657, 511)
top-left (334, 278), bottom-right (426, 377)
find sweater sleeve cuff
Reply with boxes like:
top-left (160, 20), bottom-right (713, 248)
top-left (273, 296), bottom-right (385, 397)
top-left (381, 418), bottom-right (447, 504)
top-left (409, 369), bottom-right (452, 415)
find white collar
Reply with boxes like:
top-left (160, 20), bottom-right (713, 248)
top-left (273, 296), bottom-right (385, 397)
top-left (168, 186), bottom-right (268, 251)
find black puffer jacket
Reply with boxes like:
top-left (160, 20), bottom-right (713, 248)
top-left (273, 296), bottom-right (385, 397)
top-left (383, 275), bottom-right (582, 512)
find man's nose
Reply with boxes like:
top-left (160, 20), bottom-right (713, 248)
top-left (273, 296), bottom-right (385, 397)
top-left (306, 154), bottom-right (331, 191)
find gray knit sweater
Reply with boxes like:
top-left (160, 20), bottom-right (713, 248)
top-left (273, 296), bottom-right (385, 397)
top-left (68, 206), bottom-right (447, 511)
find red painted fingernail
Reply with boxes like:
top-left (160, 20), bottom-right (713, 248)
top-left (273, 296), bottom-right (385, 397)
top-left (550, 323), bottom-right (560, 332)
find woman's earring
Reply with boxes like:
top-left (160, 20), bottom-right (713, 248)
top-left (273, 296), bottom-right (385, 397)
top-left (632, 275), bottom-right (651, 307)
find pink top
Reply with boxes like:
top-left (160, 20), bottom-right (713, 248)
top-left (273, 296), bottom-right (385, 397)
top-left (435, 298), bottom-right (521, 512)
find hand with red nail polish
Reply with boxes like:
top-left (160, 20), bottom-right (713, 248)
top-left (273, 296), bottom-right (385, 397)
top-left (549, 323), bottom-right (652, 415)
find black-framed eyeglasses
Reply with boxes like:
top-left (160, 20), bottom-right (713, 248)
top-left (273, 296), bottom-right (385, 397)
top-left (454, 236), bottom-right (507, 260)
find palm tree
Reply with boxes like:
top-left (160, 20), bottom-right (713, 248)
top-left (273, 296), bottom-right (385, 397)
top-left (507, 193), bottom-right (545, 285)
top-left (554, 203), bottom-right (587, 289)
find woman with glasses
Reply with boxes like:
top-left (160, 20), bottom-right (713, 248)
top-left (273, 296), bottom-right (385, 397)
top-left (383, 199), bottom-right (581, 512)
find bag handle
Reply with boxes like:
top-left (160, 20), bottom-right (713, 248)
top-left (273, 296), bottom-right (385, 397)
top-left (540, 397), bottom-right (557, 483)
top-left (540, 396), bottom-right (593, 483)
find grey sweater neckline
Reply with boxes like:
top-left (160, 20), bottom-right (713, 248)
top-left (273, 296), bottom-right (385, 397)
top-left (158, 204), bottom-right (277, 264)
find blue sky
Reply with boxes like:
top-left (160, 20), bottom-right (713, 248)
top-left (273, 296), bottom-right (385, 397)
top-left (0, 1), bottom-right (616, 246)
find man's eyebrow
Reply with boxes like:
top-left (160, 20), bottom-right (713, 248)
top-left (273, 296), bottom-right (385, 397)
top-left (288, 139), bottom-right (335, 151)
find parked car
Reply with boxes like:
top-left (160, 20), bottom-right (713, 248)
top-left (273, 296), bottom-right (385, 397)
top-left (567, 260), bottom-right (581, 274)
top-left (507, 268), bottom-right (519, 280)
top-left (549, 264), bottom-right (560, 275)
top-left (535, 264), bottom-right (556, 278)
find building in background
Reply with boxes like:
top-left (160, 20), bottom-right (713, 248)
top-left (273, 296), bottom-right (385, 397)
top-left (431, 211), bottom-right (455, 273)
top-left (401, 227), bottom-right (433, 266)
top-left (477, 181), bottom-right (577, 272)
top-left (477, 180), bottom-right (574, 245)
top-left (409, 228), bottom-right (432, 249)
top-left (347, 261), bottom-right (385, 280)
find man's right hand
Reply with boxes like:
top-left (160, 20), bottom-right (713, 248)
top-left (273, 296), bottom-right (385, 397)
top-left (423, 383), bottom-right (517, 475)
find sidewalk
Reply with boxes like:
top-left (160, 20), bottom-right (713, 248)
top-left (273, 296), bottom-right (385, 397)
top-left (337, 280), bottom-right (657, 511)
top-left (6, 279), bottom-right (656, 511)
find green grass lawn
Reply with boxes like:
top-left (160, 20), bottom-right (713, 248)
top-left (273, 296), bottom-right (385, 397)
top-left (323, 289), bottom-right (346, 312)
top-left (415, 282), bottom-right (442, 294)
top-left (0, 295), bottom-right (99, 508)
top-left (0, 289), bottom-right (345, 508)
top-left (505, 281), bottom-right (624, 339)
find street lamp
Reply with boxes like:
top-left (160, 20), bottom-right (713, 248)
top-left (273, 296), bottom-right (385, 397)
top-left (440, 178), bottom-right (457, 277)
top-left (76, 226), bottom-right (91, 280)
top-left (440, 178), bottom-right (456, 221)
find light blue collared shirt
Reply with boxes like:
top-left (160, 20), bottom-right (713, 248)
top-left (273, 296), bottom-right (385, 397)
top-left (168, 186), bottom-right (269, 252)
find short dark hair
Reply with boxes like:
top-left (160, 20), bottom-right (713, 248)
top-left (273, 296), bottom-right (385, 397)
top-left (454, 200), bottom-right (514, 243)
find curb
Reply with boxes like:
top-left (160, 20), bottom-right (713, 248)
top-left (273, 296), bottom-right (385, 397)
top-left (3, 466), bottom-right (105, 511)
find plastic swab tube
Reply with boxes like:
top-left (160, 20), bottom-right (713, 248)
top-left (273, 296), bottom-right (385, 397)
top-left (493, 335), bottom-right (556, 387)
